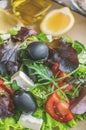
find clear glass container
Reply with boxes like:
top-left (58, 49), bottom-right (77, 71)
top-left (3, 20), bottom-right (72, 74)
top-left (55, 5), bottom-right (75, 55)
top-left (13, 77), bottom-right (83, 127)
top-left (11, 0), bottom-right (52, 25)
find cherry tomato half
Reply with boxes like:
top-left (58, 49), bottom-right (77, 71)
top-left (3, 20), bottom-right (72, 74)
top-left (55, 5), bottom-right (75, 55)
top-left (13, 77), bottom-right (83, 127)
top-left (58, 81), bottom-right (74, 91)
top-left (58, 72), bottom-right (74, 91)
top-left (52, 64), bottom-right (74, 91)
top-left (52, 62), bottom-right (59, 75)
top-left (46, 93), bottom-right (73, 122)
top-left (58, 71), bottom-right (67, 77)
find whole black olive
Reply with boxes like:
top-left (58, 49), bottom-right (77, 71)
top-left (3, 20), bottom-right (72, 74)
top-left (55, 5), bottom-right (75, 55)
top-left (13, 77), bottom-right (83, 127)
top-left (26, 42), bottom-right (49, 60)
top-left (23, 65), bottom-right (37, 83)
top-left (13, 90), bottom-right (36, 113)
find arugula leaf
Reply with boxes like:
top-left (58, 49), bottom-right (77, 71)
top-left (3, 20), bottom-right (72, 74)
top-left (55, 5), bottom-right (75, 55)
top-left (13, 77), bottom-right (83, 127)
top-left (28, 63), bottom-right (70, 102)
top-left (28, 63), bottom-right (55, 83)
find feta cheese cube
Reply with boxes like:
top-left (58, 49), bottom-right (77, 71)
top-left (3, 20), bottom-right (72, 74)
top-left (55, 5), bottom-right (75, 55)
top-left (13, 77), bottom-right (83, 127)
top-left (11, 71), bottom-right (34, 90)
top-left (19, 113), bottom-right (43, 130)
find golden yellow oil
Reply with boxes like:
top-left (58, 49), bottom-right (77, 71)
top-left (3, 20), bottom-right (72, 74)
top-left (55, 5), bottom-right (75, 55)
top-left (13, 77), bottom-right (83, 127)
top-left (11, 0), bottom-right (52, 25)
top-left (45, 13), bottom-right (70, 32)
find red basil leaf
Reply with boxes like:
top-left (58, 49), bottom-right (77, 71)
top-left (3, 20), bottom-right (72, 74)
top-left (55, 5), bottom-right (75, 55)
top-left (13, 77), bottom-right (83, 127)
top-left (51, 38), bottom-right (79, 72)
top-left (0, 39), bottom-right (21, 75)
top-left (70, 87), bottom-right (86, 114)
top-left (0, 94), bottom-right (13, 118)
top-left (12, 27), bottom-right (37, 42)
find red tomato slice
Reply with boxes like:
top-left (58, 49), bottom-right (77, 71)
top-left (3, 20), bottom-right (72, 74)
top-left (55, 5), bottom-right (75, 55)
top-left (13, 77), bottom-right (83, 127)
top-left (46, 93), bottom-right (73, 122)
top-left (52, 62), bottom-right (59, 75)
top-left (58, 72), bottom-right (74, 91)
top-left (58, 71), bottom-right (67, 78)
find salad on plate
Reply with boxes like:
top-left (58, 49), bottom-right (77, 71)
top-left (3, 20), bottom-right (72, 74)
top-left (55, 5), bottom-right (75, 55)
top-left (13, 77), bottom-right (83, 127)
top-left (0, 27), bottom-right (86, 130)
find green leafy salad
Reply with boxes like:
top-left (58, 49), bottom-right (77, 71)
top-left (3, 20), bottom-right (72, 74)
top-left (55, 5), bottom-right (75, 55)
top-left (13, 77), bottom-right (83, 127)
top-left (0, 27), bottom-right (86, 130)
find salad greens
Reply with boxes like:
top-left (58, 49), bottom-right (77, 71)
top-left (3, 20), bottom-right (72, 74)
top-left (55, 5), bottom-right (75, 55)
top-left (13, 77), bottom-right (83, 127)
top-left (37, 33), bottom-right (48, 42)
top-left (0, 117), bottom-right (24, 130)
top-left (0, 37), bottom-right (4, 44)
top-left (32, 107), bottom-right (86, 130)
top-left (26, 38), bottom-right (86, 130)
top-left (0, 29), bottom-right (86, 130)
top-left (7, 29), bottom-right (18, 36)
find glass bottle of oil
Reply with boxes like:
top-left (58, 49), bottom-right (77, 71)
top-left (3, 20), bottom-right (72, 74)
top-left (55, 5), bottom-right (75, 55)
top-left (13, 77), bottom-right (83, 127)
top-left (11, 0), bottom-right (52, 25)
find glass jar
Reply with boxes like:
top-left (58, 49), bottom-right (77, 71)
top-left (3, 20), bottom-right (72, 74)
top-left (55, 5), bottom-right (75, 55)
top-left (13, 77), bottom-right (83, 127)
top-left (11, 0), bottom-right (52, 25)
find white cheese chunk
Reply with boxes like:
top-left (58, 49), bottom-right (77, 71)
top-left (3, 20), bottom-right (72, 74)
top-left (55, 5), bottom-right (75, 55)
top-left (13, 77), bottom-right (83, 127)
top-left (11, 71), bottom-right (34, 90)
top-left (19, 113), bottom-right (43, 130)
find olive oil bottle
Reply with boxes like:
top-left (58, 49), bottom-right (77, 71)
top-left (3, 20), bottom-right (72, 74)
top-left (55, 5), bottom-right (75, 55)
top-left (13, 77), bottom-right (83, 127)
top-left (11, 0), bottom-right (52, 25)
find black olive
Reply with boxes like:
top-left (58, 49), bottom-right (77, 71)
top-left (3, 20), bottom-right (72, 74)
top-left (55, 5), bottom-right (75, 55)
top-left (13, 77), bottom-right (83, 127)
top-left (23, 65), bottom-right (37, 83)
top-left (13, 90), bottom-right (37, 113)
top-left (26, 42), bottom-right (49, 60)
